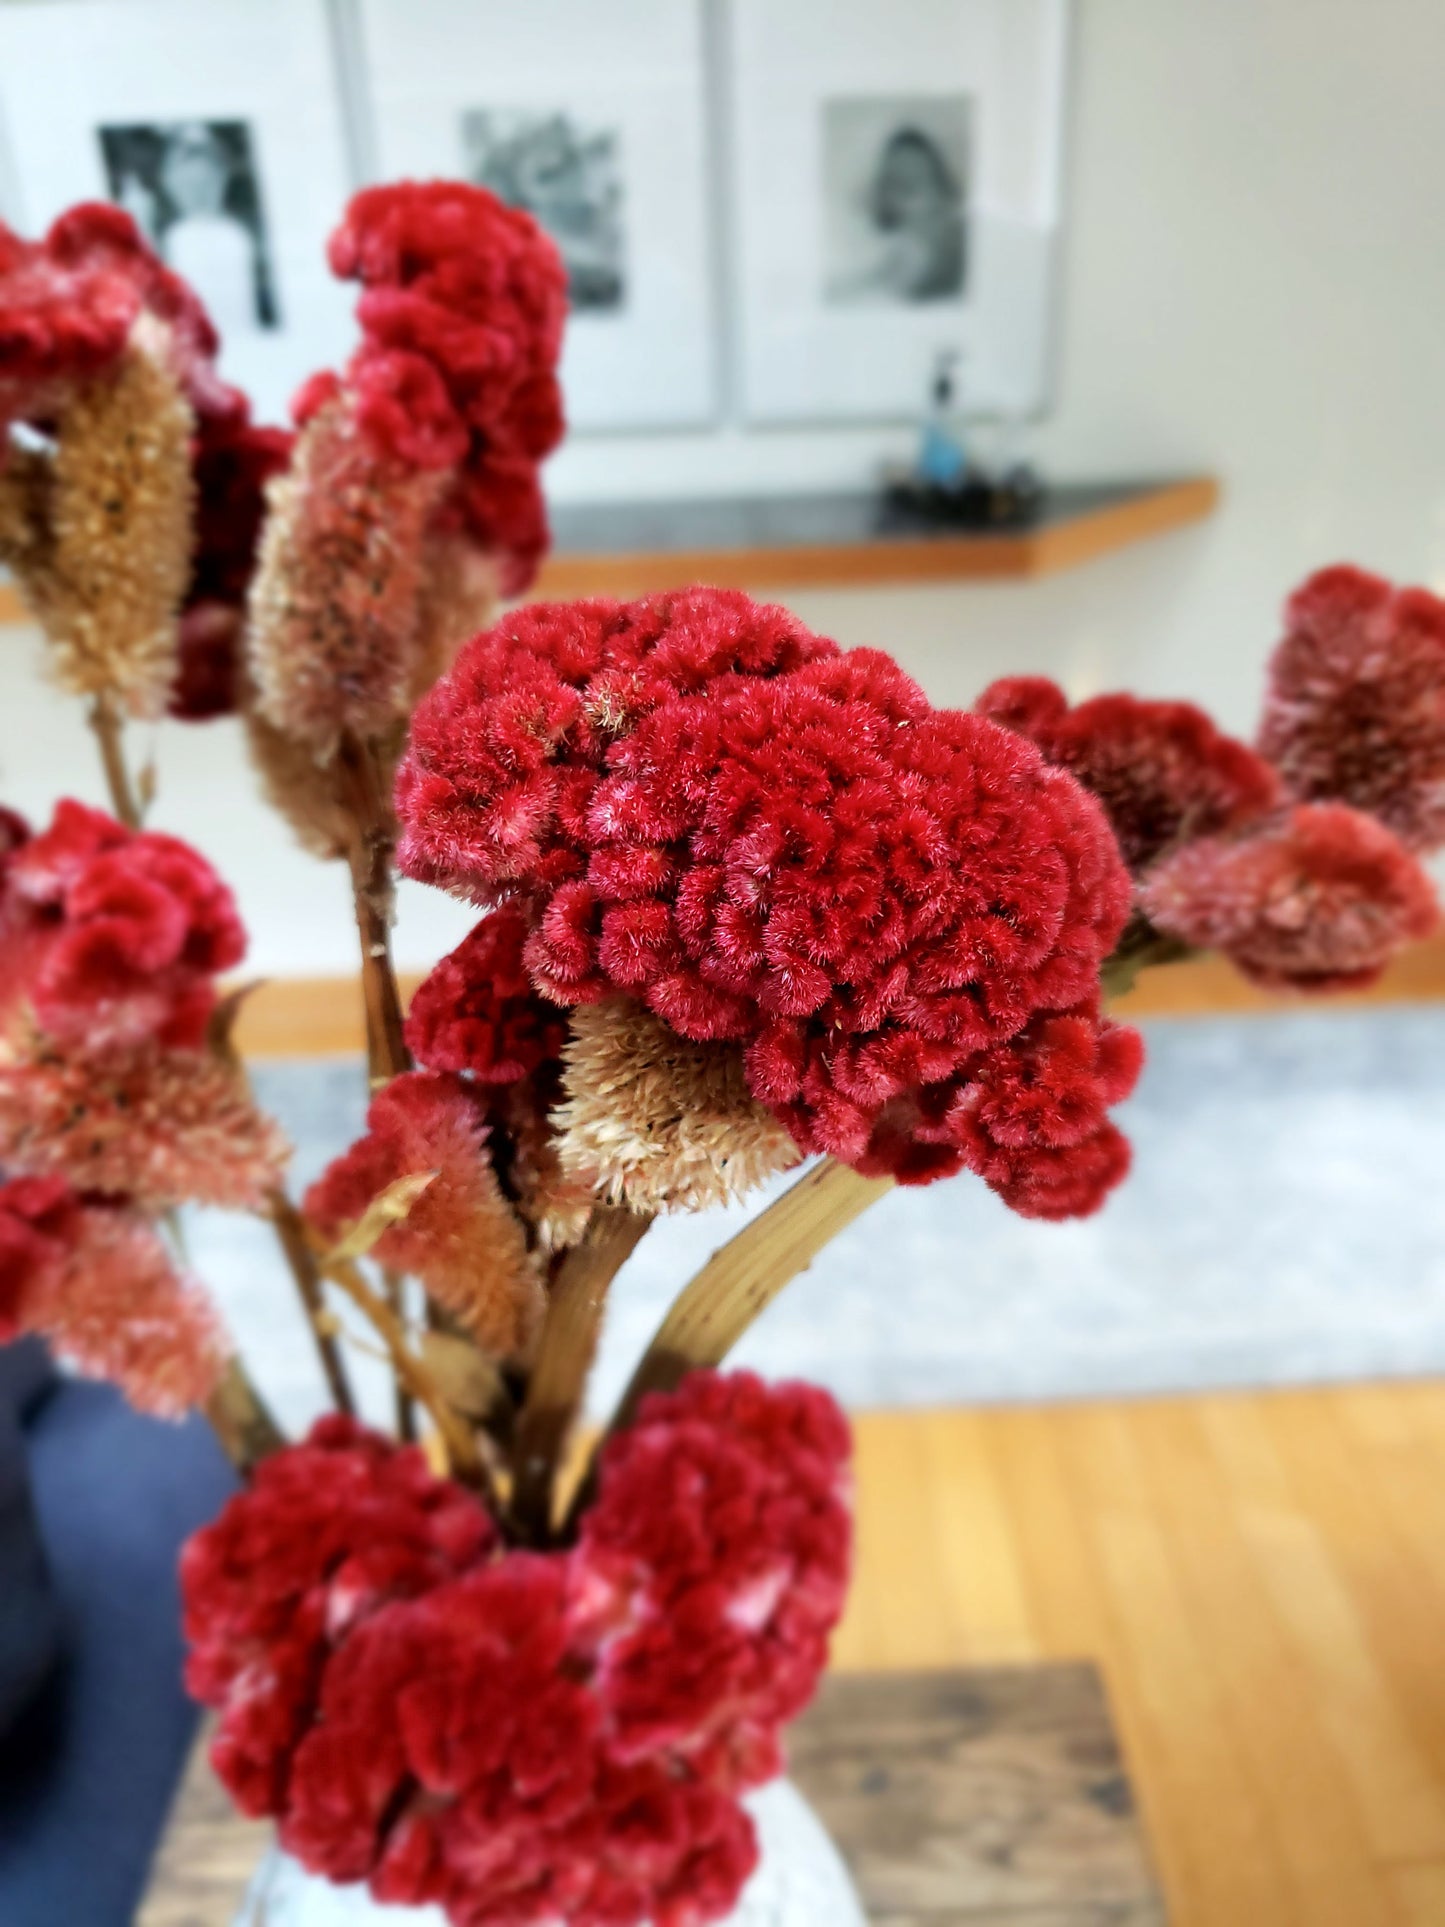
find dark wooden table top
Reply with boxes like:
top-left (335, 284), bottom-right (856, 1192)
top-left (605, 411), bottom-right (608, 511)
top-left (139, 1662), bottom-right (1167, 1925)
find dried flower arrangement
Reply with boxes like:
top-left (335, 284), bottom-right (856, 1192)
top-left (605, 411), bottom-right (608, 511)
top-left (1, 180), bottom-right (1442, 1926)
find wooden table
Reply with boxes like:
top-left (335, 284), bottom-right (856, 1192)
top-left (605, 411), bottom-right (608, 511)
top-left (139, 1663), bottom-right (1166, 1925)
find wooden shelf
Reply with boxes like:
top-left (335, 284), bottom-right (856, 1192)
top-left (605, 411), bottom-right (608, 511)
top-left (0, 476), bottom-right (1218, 626)
top-left (534, 475), bottom-right (1220, 598)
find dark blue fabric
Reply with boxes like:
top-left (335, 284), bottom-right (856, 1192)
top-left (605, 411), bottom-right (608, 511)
top-left (0, 1379), bottom-right (236, 1926)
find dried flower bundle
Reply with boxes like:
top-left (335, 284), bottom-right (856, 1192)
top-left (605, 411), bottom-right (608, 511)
top-left (3, 174), bottom-right (1442, 1927)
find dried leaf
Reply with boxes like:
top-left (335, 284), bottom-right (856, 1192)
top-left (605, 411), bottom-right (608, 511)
top-left (329, 1169), bottom-right (436, 1261)
top-left (420, 1328), bottom-right (515, 1429)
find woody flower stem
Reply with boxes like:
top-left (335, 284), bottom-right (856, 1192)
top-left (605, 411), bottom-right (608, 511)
top-left (268, 1187), bottom-right (356, 1417)
top-left (88, 694), bottom-right (143, 830)
top-left (511, 1204), bottom-right (655, 1542)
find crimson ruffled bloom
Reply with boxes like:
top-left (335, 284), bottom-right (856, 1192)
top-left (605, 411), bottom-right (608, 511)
top-left (398, 591), bottom-right (1139, 1214)
top-left (306, 181), bottom-right (568, 595)
top-left (977, 675), bottom-right (1282, 872)
top-left (0, 201), bottom-right (240, 438)
top-left (304, 1070), bottom-right (541, 1356)
top-left (1258, 565), bottom-right (1445, 851)
top-left (0, 1173), bottom-right (226, 1416)
top-left (4, 800), bottom-right (245, 1049)
top-left (182, 1374), bottom-right (850, 1927)
top-left (405, 905), bottom-right (568, 1083)
top-left (1140, 801), bottom-right (1439, 992)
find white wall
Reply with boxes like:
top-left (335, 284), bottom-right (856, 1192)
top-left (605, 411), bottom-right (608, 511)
top-left (4, 0), bottom-right (1445, 976)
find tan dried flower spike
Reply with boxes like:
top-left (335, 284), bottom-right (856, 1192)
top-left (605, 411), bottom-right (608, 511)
top-left (555, 999), bottom-right (800, 1214)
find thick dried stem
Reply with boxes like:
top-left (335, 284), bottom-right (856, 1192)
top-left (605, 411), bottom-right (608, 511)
top-left (204, 1357), bottom-right (286, 1475)
top-left (510, 1205), bottom-right (654, 1541)
top-left (88, 695), bottom-right (143, 829)
top-left (607, 1159), bottom-right (890, 1436)
top-left (322, 1252), bottom-right (488, 1492)
top-left (383, 1266), bottom-right (418, 1441)
top-left (335, 730), bottom-right (410, 1087)
top-left (268, 1187), bottom-right (355, 1417)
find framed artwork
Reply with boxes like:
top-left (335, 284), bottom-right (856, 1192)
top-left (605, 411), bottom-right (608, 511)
top-left (354, 0), bottom-right (718, 434)
top-left (725, 0), bottom-right (1070, 425)
top-left (0, 0), bottom-right (357, 425)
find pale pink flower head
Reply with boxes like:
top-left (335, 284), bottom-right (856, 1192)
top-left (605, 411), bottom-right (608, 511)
top-left (1259, 565), bottom-right (1445, 852)
top-left (1140, 801), bottom-right (1439, 993)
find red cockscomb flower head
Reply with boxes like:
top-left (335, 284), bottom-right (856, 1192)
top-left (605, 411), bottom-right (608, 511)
top-left (1141, 801), bottom-right (1439, 993)
top-left (182, 1416), bottom-right (496, 1816)
top-left (405, 905), bottom-right (568, 1083)
top-left (304, 1070), bottom-right (541, 1356)
top-left (398, 592), bottom-right (1140, 1213)
top-left (977, 675), bottom-right (1282, 872)
top-left (306, 180), bottom-right (568, 596)
top-left (0, 1172), bottom-right (226, 1416)
top-left (171, 411), bottom-right (296, 721)
top-left (5, 800), bottom-right (246, 1048)
top-left (1258, 565), bottom-right (1445, 852)
top-left (0, 201), bottom-right (241, 438)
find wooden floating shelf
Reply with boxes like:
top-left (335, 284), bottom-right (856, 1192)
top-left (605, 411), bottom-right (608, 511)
top-left (534, 474), bottom-right (1220, 598)
top-left (0, 477), bottom-right (1218, 625)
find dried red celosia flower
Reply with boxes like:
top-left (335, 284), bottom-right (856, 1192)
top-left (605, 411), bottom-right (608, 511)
top-left (1140, 801), bottom-right (1439, 992)
top-left (0, 201), bottom-right (239, 435)
top-left (183, 1373), bottom-right (849, 1927)
top-left (0, 1032), bottom-right (288, 1211)
top-left (303, 1070), bottom-right (541, 1357)
top-left (307, 180), bottom-right (568, 597)
top-left (2, 799), bottom-right (245, 1049)
top-left (1258, 564), bottom-right (1445, 851)
top-left (0, 1173), bottom-right (226, 1416)
top-left (405, 905), bottom-right (568, 1083)
top-left (977, 675), bottom-right (1282, 872)
top-left (399, 593), bottom-right (1139, 1213)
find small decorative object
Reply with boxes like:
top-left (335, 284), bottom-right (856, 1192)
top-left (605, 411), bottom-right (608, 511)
top-left (355, 0), bottom-right (719, 432)
top-left (883, 350), bottom-right (1046, 527)
top-left (2, 164), bottom-right (1442, 1927)
top-left (727, 0), bottom-right (1070, 424)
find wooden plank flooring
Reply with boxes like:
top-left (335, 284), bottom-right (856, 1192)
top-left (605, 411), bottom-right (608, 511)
top-left (835, 1391), bottom-right (1445, 1927)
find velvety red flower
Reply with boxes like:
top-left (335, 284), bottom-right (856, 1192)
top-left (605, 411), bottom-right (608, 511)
top-left (303, 1070), bottom-right (541, 1356)
top-left (405, 907), bottom-right (569, 1083)
top-left (399, 592), bottom-right (1139, 1213)
top-left (1258, 564), bottom-right (1445, 851)
top-left (182, 1416), bottom-right (496, 1815)
top-left (0, 201), bottom-right (241, 437)
top-left (307, 181), bottom-right (568, 596)
top-left (4, 800), bottom-right (245, 1049)
top-left (0, 1173), bottom-right (226, 1415)
top-left (182, 1373), bottom-right (847, 1925)
top-left (1140, 802), bottom-right (1439, 992)
top-left (977, 675), bottom-right (1282, 872)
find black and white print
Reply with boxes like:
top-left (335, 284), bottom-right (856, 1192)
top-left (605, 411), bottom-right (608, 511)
top-left (822, 95), bottom-right (970, 307)
top-left (462, 108), bottom-right (627, 314)
top-left (98, 119), bottom-right (280, 331)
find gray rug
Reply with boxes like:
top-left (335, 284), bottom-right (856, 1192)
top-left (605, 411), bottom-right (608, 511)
top-left (189, 1008), bottom-right (1445, 1435)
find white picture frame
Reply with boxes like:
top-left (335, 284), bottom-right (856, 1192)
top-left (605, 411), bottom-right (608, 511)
top-left (725, 0), bottom-right (1070, 425)
top-left (354, 0), bottom-right (719, 435)
top-left (0, 0), bottom-right (358, 427)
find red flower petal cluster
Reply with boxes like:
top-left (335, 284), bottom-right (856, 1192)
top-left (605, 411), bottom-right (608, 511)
top-left (182, 1372), bottom-right (851, 1927)
top-left (977, 675), bottom-right (1282, 872)
top-left (4, 800), bottom-right (246, 1049)
top-left (303, 1070), bottom-right (540, 1355)
top-left (398, 592), bottom-right (1140, 1213)
top-left (1140, 802), bottom-right (1439, 992)
top-left (0, 1172), bottom-right (226, 1415)
top-left (1258, 564), bottom-right (1445, 851)
top-left (0, 201), bottom-right (239, 436)
top-left (405, 905), bottom-right (568, 1083)
top-left (171, 412), bottom-right (295, 721)
top-left (303, 181), bottom-right (568, 596)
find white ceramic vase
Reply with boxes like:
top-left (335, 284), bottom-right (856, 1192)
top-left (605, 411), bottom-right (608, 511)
top-left (235, 1779), bottom-right (866, 1927)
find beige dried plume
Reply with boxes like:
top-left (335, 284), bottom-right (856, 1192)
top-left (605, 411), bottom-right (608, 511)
top-left (555, 998), bottom-right (800, 1214)
top-left (246, 399), bottom-right (450, 756)
top-left (0, 323), bottom-right (192, 718)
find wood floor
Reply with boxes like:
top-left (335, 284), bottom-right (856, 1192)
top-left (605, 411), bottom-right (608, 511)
top-left (836, 1392), bottom-right (1445, 1926)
